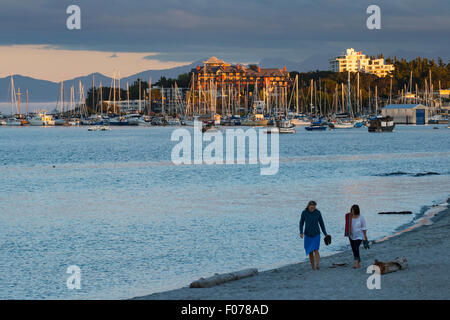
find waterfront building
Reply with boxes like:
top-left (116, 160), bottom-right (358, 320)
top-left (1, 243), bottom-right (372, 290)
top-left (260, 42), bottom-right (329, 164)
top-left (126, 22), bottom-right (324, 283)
top-left (381, 104), bottom-right (429, 124)
top-left (329, 48), bottom-right (394, 77)
top-left (191, 56), bottom-right (291, 89)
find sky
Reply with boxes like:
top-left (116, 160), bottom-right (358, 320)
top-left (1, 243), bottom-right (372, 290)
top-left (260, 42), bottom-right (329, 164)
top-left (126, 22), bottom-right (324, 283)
top-left (0, 0), bottom-right (449, 81)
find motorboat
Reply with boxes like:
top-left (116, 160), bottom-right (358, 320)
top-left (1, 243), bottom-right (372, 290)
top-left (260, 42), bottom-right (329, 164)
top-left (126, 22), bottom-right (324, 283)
top-left (29, 114), bottom-right (44, 126)
top-left (6, 118), bottom-right (22, 126)
top-left (109, 117), bottom-right (131, 126)
top-left (330, 121), bottom-right (354, 129)
top-left (290, 116), bottom-right (311, 126)
top-left (241, 114), bottom-right (269, 126)
top-left (305, 120), bottom-right (328, 131)
top-left (368, 116), bottom-right (395, 132)
top-left (166, 117), bottom-right (181, 126)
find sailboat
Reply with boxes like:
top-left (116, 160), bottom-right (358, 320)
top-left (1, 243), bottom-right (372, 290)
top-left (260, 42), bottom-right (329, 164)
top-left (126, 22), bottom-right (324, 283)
top-left (330, 72), bottom-right (356, 129)
top-left (242, 81), bottom-right (269, 126)
top-left (6, 75), bottom-right (22, 126)
top-left (29, 113), bottom-right (44, 126)
top-left (54, 81), bottom-right (68, 126)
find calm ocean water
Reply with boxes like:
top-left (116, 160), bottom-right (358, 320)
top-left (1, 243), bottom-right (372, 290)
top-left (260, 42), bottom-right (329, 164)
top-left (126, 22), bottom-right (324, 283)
top-left (0, 124), bottom-right (449, 299)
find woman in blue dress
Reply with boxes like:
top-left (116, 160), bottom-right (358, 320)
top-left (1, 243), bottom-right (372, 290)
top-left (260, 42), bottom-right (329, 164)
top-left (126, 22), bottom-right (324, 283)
top-left (299, 201), bottom-right (328, 270)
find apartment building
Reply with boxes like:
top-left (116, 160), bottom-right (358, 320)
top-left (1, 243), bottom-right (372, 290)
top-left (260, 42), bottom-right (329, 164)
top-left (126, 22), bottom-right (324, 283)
top-left (330, 48), bottom-right (394, 77)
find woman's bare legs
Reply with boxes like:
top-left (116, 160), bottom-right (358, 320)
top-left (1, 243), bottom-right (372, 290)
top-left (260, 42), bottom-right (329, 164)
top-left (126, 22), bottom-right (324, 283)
top-left (314, 250), bottom-right (320, 269)
top-left (308, 252), bottom-right (315, 270)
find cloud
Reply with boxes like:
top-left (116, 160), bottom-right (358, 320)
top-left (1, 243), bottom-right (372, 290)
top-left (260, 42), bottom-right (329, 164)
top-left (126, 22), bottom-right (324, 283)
top-left (0, 0), bottom-right (448, 79)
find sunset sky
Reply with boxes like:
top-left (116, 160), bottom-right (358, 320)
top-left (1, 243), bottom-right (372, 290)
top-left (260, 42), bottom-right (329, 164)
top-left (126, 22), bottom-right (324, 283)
top-left (1, 0), bottom-right (449, 82)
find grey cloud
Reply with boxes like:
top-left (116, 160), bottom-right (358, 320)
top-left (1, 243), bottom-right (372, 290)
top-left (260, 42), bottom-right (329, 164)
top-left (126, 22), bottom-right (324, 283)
top-left (0, 0), bottom-right (448, 62)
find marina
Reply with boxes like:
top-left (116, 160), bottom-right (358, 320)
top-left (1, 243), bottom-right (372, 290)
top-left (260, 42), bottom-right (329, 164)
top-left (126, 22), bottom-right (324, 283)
top-left (2, 56), bottom-right (448, 134)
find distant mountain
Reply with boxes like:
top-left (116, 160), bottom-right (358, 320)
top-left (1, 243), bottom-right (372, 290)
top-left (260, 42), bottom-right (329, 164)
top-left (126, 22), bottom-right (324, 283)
top-left (122, 60), bottom-right (201, 84)
top-left (0, 75), bottom-right (58, 103)
top-left (259, 55), bottom-right (331, 73)
top-left (259, 58), bottom-right (303, 72)
top-left (0, 62), bottom-right (201, 102)
top-left (296, 54), bottom-right (331, 72)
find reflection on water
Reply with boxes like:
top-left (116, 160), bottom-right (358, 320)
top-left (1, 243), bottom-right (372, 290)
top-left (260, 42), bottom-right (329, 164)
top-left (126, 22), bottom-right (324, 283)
top-left (0, 125), bottom-right (449, 299)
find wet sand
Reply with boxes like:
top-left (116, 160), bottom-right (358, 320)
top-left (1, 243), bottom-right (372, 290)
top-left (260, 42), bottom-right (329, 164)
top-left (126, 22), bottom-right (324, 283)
top-left (134, 200), bottom-right (450, 300)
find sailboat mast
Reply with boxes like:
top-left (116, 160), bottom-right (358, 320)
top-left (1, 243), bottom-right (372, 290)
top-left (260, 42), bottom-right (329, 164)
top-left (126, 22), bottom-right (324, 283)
top-left (92, 74), bottom-right (95, 113)
top-left (295, 75), bottom-right (299, 114)
top-left (148, 77), bottom-right (152, 116)
top-left (100, 81), bottom-right (103, 115)
top-left (60, 81), bottom-right (64, 116)
top-left (10, 75), bottom-right (14, 115)
top-left (356, 72), bottom-right (360, 114)
top-left (375, 85), bottom-right (378, 115)
top-left (389, 77), bottom-right (392, 105)
top-left (113, 73), bottom-right (116, 114)
top-left (138, 78), bottom-right (141, 114)
top-left (18, 88), bottom-right (21, 115)
top-left (347, 72), bottom-right (352, 117)
top-left (127, 82), bottom-right (130, 111)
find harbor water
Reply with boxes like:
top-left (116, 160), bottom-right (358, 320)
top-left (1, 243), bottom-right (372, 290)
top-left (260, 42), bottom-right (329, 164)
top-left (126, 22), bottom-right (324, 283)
top-left (0, 125), bottom-right (449, 299)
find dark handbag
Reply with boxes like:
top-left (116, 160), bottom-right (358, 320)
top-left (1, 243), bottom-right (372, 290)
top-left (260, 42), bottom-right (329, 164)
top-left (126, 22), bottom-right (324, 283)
top-left (324, 234), bottom-right (332, 246)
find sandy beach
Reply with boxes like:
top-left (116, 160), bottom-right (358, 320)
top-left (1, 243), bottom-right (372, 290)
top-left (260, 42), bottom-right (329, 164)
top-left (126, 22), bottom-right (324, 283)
top-left (134, 199), bottom-right (450, 300)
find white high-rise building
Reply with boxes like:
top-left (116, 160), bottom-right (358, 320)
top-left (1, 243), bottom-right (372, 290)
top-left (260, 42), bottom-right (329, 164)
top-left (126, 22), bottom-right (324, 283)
top-left (329, 48), bottom-right (394, 77)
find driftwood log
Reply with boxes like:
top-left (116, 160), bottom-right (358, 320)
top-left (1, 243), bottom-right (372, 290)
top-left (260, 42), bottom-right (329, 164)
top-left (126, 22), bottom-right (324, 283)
top-left (378, 211), bottom-right (412, 215)
top-left (374, 257), bottom-right (408, 274)
top-left (189, 268), bottom-right (258, 288)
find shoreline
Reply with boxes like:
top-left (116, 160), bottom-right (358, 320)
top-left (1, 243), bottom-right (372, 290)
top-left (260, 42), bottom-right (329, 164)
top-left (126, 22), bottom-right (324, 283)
top-left (133, 198), bottom-right (450, 300)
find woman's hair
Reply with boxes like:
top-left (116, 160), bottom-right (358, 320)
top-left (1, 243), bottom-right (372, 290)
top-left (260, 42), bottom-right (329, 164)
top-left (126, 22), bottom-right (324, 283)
top-left (351, 204), bottom-right (360, 215)
top-left (306, 200), bottom-right (317, 210)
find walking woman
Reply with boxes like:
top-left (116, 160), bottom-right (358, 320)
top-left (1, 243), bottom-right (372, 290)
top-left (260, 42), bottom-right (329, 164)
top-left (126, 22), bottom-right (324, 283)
top-left (299, 201), bottom-right (328, 270)
top-left (345, 204), bottom-right (369, 269)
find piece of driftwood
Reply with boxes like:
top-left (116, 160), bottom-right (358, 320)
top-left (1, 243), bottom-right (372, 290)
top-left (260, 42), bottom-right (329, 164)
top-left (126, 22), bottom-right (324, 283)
top-left (378, 211), bottom-right (412, 215)
top-left (373, 257), bottom-right (408, 274)
top-left (189, 268), bottom-right (258, 288)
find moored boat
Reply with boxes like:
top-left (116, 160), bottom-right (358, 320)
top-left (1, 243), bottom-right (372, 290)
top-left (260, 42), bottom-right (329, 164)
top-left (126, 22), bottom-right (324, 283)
top-left (241, 114), bottom-right (269, 126)
top-left (330, 121), bottom-right (354, 129)
top-left (290, 116), bottom-right (311, 126)
top-left (305, 119), bottom-right (328, 131)
top-left (368, 116), bottom-right (395, 132)
top-left (6, 118), bottom-right (22, 126)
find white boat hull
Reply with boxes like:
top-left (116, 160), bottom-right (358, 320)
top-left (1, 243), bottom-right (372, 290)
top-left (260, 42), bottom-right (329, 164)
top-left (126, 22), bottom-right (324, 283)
top-left (291, 119), bottom-right (311, 126)
top-left (333, 123), bottom-right (354, 129)
top-left (29, 119), bottom-right (44, 126)
top-left (6, 120), bottom-right (22, 126)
